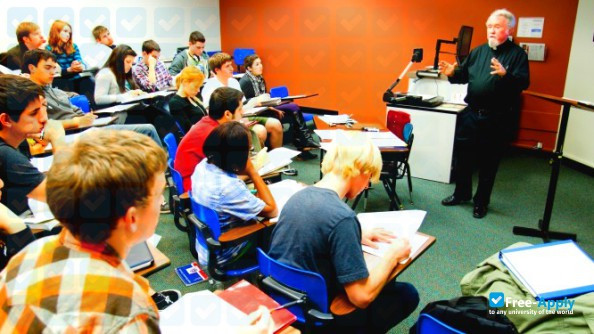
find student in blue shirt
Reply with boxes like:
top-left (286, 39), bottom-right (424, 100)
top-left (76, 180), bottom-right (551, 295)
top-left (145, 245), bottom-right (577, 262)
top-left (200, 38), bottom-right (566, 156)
top-left (191, 121), bottom-right (277, 269)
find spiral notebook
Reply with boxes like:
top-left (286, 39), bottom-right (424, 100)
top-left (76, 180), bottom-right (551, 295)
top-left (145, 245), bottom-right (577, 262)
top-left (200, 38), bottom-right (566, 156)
top-left (499, 240), bottom-right (594, 301)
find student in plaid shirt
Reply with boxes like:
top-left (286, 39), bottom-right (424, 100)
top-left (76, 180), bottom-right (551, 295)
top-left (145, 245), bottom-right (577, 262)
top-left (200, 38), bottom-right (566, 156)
top-left (0, 129), bottom-right (167, 332)
top-left (132, 40), bottom-right (174, 92)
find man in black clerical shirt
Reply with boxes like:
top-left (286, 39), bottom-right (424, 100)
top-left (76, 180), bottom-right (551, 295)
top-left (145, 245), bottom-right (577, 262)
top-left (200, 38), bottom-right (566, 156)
top-left (439, 8), bottom-right (530, 218)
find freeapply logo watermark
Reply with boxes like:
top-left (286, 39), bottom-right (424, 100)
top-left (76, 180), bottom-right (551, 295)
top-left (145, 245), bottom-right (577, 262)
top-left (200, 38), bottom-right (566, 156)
top-left (489, 292), bottom-right (575, 316)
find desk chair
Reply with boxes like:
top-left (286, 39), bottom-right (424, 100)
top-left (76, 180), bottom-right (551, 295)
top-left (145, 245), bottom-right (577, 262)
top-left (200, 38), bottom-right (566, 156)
top-left (206, 50), bottom-right (220, 57)
top-left (168, 162), bottom-right (192, 236)
top-left (69, 95), bottom-right (91, 114)
top-left (417, 313), bottom-right (465, 334)
top-left (351, 123), bottom-right (414, 211)
top-left (163, 133), bottom-right (179, 214)
top-left (270, 86), bottom-right (314, 122)
top-left (257, 248), bottom-right (334, 331)
top-left (188, 194), bottom-right (265, 281)
top-left (233, 48), bottom-right (256, 73)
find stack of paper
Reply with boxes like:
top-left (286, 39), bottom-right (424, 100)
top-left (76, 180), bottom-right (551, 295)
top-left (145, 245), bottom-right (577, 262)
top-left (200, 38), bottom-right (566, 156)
top-left (159, 290), bottom-right (250, 332)
top-left (243, 106), bottom-right (268, 117)
top-left (23, 198), bottom-right (59, 231)
top-left (268, 180), bottom-right (306, 222)
top-left (258, 147), bottom-right (301, 176)
top-left (318, 114), bottom-right (354, 125)
top-left (500, 240), bottom-right (594, 300)
top-left (91, 115), bottom-right (118, 127)
top-left (357, 210), bottom-right (427, 258)
top-left (315, 129), bottom-right (407, 148)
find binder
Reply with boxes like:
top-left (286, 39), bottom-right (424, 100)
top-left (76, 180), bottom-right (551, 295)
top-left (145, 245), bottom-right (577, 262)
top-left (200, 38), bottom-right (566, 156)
top-left (499, 240), bottom-right (594, 301)
top-left (125, 241), bottom-right (154, 271)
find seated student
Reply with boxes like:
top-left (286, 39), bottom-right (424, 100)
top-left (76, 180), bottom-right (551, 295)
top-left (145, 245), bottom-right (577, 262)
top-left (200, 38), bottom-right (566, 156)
top-left (95, 45), bottom-right (181, 140)
top-left (239, 54), bottom-right (319, 156)
top-left (191, 122), bottom-right (277, 268)
top-left (268, 131), bottom-right (419, 333)
top-left (45, 20), bottom-right (95, 103)
top-left (169, 66), bottom-right (207, 133)
top-left (202, 52), bottom-right (283, 149)
top-left (0, 129), bottom-right (273, 333)
top-left (92, 25), bottom-right (115, 49)
top-left (0, 74), bottom-right (65, 215)
top-left (175, 87), bottom-right (266, 192)
top-left (0, 22), bottom-right (46, 71)
top-left (132, 40), bottom-right (173, 92)
top-left (0, 177), bottom-right (35, 271)
top-left (24, 49), bottom-right (161, 144)
top-left (169, 31), bottom-right (210, 78)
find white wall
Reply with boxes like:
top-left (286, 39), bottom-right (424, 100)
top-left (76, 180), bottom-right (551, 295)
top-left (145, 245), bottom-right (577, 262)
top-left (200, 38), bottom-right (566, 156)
top-left (1, 0), bottom-right (221, 67)
top-left (563, 0), bottom-right (594, 168)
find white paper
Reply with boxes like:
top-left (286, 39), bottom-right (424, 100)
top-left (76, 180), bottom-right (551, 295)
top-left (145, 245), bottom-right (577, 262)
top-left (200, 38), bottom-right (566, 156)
top-left (148, 234), bottom-right (162, 247)
top-left (23, 198), bottom-right (55, 225)
top-left (258, 147), bottom-right (301, 176)
top-left (94, 103), bottom-right (139, 114)
top-left (159, 290), bottom-right (250, 332)
top-left (517, 17), bottom-right (544, 38)
top-left (242, 106), bottom-right (267, 117)
top-left (501, 242), bottom-right (594, 298)
top-left (318, 114), bottom-right (353, 125)
top-left (31, 155), bottom-right (54, 173)
top-left (314, 130), bottom-right (407, 147)
top-left (357, 210), bottom-right (427, 258)
top-left (92, 116), bottom-right (117, 127)
top-left (267, 180), bottom-right (306, 223)
top-left (362, 233), bottom-right (429, 259)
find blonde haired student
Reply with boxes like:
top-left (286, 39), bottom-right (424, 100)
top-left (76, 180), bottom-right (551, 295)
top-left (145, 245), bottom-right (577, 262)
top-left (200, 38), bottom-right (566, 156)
top-left (169, 66), bottom-right (207, 133)
top-left (269, 131), bottom-right (419, 333)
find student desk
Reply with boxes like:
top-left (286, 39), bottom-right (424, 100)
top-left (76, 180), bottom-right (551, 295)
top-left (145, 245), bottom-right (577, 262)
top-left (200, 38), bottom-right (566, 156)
top-left (330, 232), bottom-right (436, 316)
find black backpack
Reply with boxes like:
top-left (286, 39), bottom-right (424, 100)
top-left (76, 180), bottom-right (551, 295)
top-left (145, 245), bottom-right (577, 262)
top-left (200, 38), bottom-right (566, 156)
top-left (410, 296), bottom-right (518, 334)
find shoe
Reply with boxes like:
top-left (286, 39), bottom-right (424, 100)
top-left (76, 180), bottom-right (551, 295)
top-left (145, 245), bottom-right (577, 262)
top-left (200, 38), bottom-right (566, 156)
top-left (473, 205), bottom-right (488, 219)
top-left (296, 150), bottom-right (318, 160)
top-left (441, 195), bottom-right (470, 206)
top-left (152, 289), bottom-right (181, 310)
top-left (160, 201), bottom-right (170, 214)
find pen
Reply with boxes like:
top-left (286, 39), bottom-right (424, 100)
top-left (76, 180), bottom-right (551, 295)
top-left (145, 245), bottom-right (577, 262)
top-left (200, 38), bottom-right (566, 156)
top-left (39, 128), bottom-right (45, 141)
top-left (269, 299), bottom-right (305, 313)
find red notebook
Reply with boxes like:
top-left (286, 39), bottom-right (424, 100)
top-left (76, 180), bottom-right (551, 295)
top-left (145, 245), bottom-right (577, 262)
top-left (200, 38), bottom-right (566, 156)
top-left (218, 280), bottom-right (297, 333)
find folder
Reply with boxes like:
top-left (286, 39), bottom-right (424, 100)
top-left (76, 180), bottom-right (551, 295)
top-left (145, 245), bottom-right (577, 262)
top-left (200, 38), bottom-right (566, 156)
top-left (499, 240), bottom-right (594, 300)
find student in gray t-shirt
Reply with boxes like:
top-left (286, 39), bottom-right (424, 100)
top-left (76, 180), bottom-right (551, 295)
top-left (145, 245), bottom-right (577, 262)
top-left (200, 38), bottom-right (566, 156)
top-left (269, 131), bottom-right (419, 333)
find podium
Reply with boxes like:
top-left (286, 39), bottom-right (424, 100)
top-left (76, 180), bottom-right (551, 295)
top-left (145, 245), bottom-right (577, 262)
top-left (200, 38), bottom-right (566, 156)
top-left (513, 91), bottom-right (594, 242)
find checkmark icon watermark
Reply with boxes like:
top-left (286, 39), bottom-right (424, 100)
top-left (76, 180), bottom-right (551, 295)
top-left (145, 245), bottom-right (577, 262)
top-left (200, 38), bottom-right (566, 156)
top-left (489, 292), bottom-right (505, 307)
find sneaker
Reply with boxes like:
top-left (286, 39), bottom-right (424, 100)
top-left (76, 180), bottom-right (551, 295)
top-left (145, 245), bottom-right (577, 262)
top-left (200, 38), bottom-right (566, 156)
top-left (152, 289), bottom-right (181, 310)
top-left (160, 201), bottom-right (170, 214)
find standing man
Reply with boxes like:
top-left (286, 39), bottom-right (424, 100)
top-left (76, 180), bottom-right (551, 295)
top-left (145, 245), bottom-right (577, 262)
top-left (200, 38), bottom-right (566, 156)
top-left (440, 8), bottom-right (529, 218)
top-left (0, 22), bottom-right (46, 71)
top-left (169, 31), bottom-right (210, 78)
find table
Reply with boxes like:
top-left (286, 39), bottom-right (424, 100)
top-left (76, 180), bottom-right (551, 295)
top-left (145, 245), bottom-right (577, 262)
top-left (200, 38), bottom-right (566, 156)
top-left (330, 232), bottom-right (436, 315)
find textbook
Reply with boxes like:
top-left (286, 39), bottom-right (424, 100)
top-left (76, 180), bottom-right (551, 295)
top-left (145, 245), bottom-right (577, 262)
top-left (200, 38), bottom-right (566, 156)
top-left (125, 241), bottom-right (154, 271)
top-left (218, 280), bottom-right (297, 333)
top-left (175, 261), bottom-right (208, 286)
top-left (499, 240), bottom-right (594, 301)
top-left (258, 147), bottom-right (301, 176)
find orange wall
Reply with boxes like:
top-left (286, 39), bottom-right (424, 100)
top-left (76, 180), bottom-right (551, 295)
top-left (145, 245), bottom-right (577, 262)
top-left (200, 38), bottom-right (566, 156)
top-left (220, 0), bottom-right (578, 151)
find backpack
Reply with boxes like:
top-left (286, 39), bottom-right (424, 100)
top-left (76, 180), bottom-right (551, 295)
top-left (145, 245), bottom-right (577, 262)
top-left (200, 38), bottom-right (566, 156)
top-left (410, 296), bottom-right (518, 334)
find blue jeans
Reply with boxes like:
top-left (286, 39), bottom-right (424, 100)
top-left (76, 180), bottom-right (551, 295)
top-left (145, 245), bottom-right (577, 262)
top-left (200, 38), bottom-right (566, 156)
top-left (105, 124), bottom-right (162, 146)
top-left (332, 281), bottom-right (419, 334)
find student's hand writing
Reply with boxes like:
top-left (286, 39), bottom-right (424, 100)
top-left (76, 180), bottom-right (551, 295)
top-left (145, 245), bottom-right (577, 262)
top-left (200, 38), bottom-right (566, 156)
top-left (129, 89), bottom-right (145, 97)
top-left (384, 237), bottom-right (411, 263)
top-left (438, 60), bottom-right (457, 77)
top-left (361, 227), bottom-right (396, 249)
top-left (69, 60), bottom-right (83, 73)
top-left (75, 113), bottom-right (97, 128)
top-left (240, 118), bottom-right (258, 128)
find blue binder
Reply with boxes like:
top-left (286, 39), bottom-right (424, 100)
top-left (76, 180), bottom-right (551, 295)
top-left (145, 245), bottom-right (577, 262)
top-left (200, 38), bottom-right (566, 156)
top-left (499, 240), bottom-right (594, 301)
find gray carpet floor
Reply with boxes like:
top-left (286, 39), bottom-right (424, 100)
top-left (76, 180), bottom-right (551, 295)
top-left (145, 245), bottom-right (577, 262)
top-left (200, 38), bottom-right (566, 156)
top-left (149, 147), bottom-right (594, 333)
